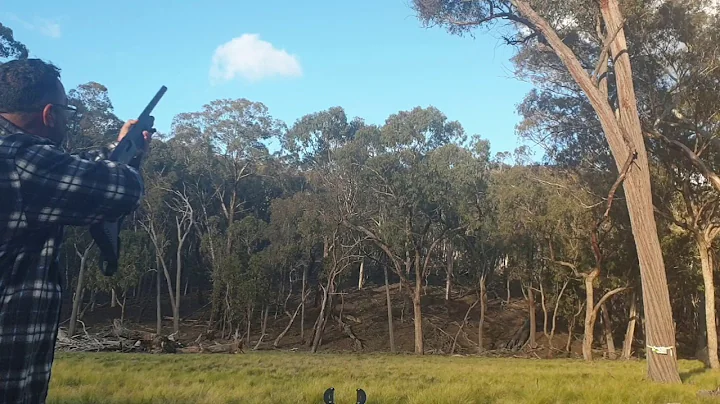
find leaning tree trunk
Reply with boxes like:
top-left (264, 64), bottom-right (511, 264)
top-left (601, 303), bottom-right (617, 359)
top-left (383, 265), bottom-right (396, 353)
top-left (512, 0), bottom-right (681, 383)
top-left (311, 278), bottom-right (334, 353)
top-left (622, 291), bottom-right (638, 360)
top-left (599, 0), bottom-right (680, 382)
top-left (697, 237), bottom-right (720, 370)
top-left (69, 243), bottom-right (93, 337)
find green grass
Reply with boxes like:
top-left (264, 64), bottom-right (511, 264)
top-left (48, 352), bottom-right (720, 403)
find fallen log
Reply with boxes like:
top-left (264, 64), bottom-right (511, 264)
top-left (112, 319), bottom-right (155, 341)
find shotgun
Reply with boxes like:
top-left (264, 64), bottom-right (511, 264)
top-left (90, 85), bottom-right (167, 276)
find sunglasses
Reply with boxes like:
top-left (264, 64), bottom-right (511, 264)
top-left (0, 103), bottom-right (78, 119)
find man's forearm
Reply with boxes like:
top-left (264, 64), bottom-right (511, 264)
top-left (71, 141), bottom-right (120, 162)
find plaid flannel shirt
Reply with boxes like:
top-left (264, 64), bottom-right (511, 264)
top-left (0, 116), bottom-right (144, 403)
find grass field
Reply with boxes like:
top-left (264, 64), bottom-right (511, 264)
top-left (48, 352), bottom-right (720, 403)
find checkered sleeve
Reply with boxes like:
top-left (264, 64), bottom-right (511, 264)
top-left (14, 142), bottom-right (144, 227)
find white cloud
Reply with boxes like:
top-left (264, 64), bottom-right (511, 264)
top-left (209, 34), bottom-right (302, 84)
top-left (37, 19), bottom-right (61, 38)
top-left (4, 13), bottom-right (61, 38)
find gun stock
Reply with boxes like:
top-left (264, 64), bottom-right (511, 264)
top-left (90, 86), bottom-right (167, 276)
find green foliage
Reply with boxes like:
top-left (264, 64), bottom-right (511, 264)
top-left (0, 22), bottom-right (28, 61)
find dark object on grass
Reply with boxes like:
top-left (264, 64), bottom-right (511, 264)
top-left (323, 387), bottom-right (335, 404)
top-left (356, 388), bottom-right (367, 404)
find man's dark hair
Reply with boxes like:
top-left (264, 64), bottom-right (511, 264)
top-left (0, 58), bottom-right (61, 113)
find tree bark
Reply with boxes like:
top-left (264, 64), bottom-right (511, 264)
top-left (601, 303), bottom-right (617, 359)
top-left (156, 258), bottom-right (162, 335)
top-left (622, 291), bottom-right (638, 359)
top-left (412, 293), bottom-right (424, 354)
top-left (512, 0), bottom-right (681, 382)
top-left (548, 279), bottom-right (570, 357)
top-left (311, 281), bottom-right (332, 353)
top-left (506, 277), bottom-right (511, 304)
top-left (274, 298), bottom-right (303, 348)
top-left (539, 283), bottom-right (549, 345)
top-left (111, 288), bottom-right (117, 308)
top-left (383, 265), bottom-right (396, 353)
top-left (246, 304), bottom-right (253, 347)
top-left (413, 254), bottom-right (424, 354)
top-left (253, 305), bottom-right (270, 350)
top-left (583, 270), bottom-right (598, 361)
top-left (599, 0), bottom-right (680, 382)
top-left (301, 264), bottom-right (308, 342)
top-left (478, 274), bottom-right (487, 353)
top-left (445, 242), bottom-right (454, 301)
top-left (528, 284), bottom-right (536, 349)
top-left (697, 237), bottom-right (720, 369)
top-left (69, 243), bottom-right (93, 337)
top-left (358, 258), bottom-right (365, 290)
top-left (174, 247), bottom-right (182, 334)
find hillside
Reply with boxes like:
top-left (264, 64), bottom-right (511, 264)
top-left (58, 282), bottom-right (596, 359)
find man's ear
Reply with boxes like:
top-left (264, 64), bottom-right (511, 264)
top-left (42, 104), bottom-right (55, 128)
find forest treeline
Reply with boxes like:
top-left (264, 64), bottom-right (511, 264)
top-left (1, 0), bottom-right (719, 381)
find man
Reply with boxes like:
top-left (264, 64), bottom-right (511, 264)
top-left (0, 59), bottom-right (151, 403)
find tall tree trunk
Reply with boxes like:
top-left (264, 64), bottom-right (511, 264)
top-left (246, 304), bottom-right (253, 347)
top-left (253, 305), bottom-right (270, 350)
top-left (478, 274), bottom-right (487, 353)
top-left (601, 303), bottom-right (617, 359)
top-left (69, 244), bottom-right (92, 337)
top-left (528, 284), bottom-right (536, 349)
top-left (120, 290), bottom-right (127, 324)
top-left (384, 265), bottom-right (396, 353)
top-left (311, 279), bottom-right (333, 353)
top-left (301, 265), bottom-right (308, 342)
top-left (413, 253), bottom-right (424, 355)
top-left (506, 277), bottom-right (511, 304)
top-left (539, 283), bottom-right (549, 344)
top-left (445, 242), bottom-right (454, 301)
top-left (358, 258), bottom-right (365, 290)
top-left (697, 237), bottom-right (720, 369)
top-left (175, 247), bottom-right (182, 334)
top-left (412, 292), bottom-right (423, 354)
top-left (111, 288), bottom-right (117, 308)
top-left (599, 0), bottom-right (680, 382)
top-left (156, 258), bottom-right (162, 335)
top-left (548, 280), bottom-right (570, 358)
top-left (513, 0), bottom-right (681, 383)
top-left (583, 270), bottom-right (598, 361)
top-left (623, 291), bottom-right (638, 359)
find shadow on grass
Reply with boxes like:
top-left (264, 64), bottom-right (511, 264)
top-left (680, 365), bottom-right (709, 382)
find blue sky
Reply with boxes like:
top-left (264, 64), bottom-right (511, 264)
top-left (3, 0), bottom-right (536, 157)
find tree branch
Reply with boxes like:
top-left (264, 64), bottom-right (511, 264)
top-left (645, 127), bottom-right (720, 195)
top-left (592, 287), bottom-right (628, 319)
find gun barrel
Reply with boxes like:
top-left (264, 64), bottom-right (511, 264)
top-left (138, 86), bottom-right (168, 118)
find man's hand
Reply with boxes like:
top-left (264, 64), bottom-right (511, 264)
top-left (118, 119), bottom-right (153, 154)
